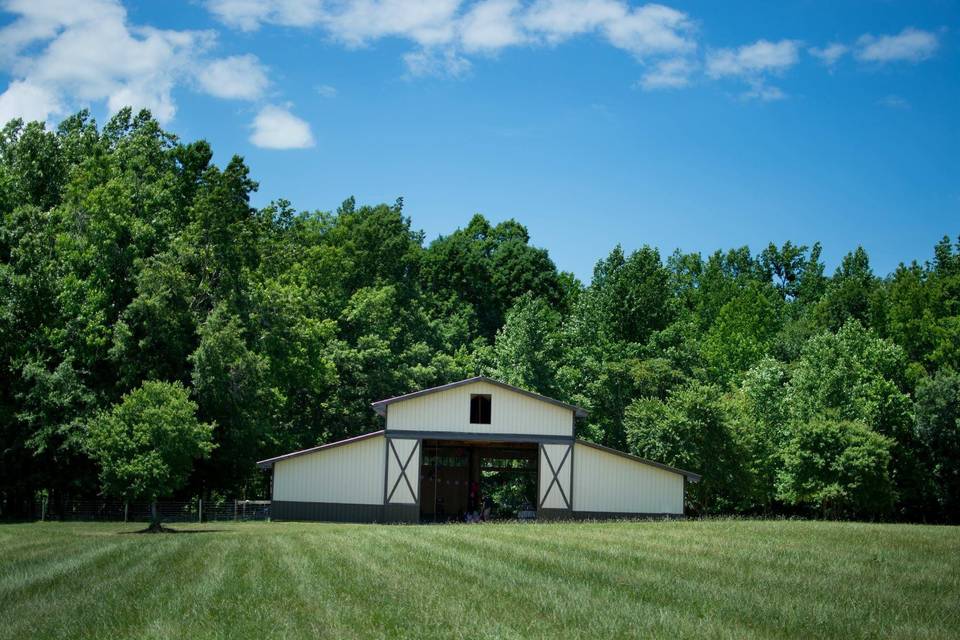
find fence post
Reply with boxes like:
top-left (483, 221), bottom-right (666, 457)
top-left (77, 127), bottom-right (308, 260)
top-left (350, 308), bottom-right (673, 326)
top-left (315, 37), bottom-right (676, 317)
top-left (124, 502), bottom-right (128, 523)
top-left (234, 500), bottom-right (238, 521)
top-left (41, 496), bottom-right (47, 522)
top-left (198, 498), bottom-right (202, 524)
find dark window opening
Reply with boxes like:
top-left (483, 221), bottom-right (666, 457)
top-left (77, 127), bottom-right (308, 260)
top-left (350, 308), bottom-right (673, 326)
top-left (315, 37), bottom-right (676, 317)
top-left (470, 394), bottom-right (491, 424)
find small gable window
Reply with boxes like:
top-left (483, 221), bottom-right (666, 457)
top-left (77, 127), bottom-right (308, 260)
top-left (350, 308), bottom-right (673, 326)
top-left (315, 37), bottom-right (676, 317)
top-left (470, 394), bottom-right (491, 424)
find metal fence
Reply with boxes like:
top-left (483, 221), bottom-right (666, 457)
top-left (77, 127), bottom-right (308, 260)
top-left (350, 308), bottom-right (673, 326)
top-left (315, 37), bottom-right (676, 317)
top-left (34, 499), bottom-right (271, 523)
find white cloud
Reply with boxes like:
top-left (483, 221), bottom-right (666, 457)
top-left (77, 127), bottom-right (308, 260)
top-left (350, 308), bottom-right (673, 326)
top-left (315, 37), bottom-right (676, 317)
top-left (706, 39), bottom-right (800, 78)
top-left (195, 54), bottom-right (269, 100)
top-left (250, 104), bottom-right (315, 149)
top-left (205, 0), bottom-right (324, 32)
top-left (205, 1), bottom-right (696, 78)
top-left (856, 27), bottom-right (939, 63)
top-left (601, 3), bottom-right (695, 57)
top-left (741, 80), bottom-right (785, 102)
top-left (639, 57), bottom-right (695, 89)
top-left (0, 79), bottom-right (63, 123)
top-left (403, 48), bottom-right (472, 78)
top-left (705, 39), bottom-right (799, 101)
top-left (809, 42), bottom-right (848, 67)
top-left (0, 0), bottom-right (275, 126)
top-left (316, 84), bottom-right (338, 98)
top-left (522, 0), bottom-right (622, 41)
top-left (459, 0), bottom-right (527, 53)
top-left (321, 0), bottom-right (462, 48)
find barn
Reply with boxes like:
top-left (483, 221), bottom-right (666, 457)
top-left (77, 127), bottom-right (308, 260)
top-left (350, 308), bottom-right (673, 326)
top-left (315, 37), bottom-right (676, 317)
top-left (257, 376), bottom-right (701, 522)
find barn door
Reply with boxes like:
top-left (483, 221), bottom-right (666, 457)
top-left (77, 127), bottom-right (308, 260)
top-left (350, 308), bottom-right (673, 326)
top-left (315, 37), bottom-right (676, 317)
top-left (385, 438), bottom-right (420, 505)
top-left (539, 443), bottom-right (572, 512)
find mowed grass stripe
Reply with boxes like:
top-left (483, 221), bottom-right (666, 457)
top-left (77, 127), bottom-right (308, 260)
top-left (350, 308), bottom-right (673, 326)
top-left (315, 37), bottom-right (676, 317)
top-left (0, 520), bottom-right (957, 640)
top-left (1, 530), bottom-right (190, 639)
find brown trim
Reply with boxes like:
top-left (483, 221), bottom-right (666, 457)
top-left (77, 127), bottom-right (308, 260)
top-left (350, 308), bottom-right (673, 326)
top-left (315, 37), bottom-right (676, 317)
top-left (386, 430), bottom-right (573, 444)
top-left (568, 439), bottom-right (575, 511)
top-left (538, 444), bottom-right (571, 510)
top-left (535, 444), bottom-right (541, 519)
top-left (539, 509), bottom-right (685, 521)
top-left (386, 439), bottom-right (419, 504)
top-left (257, 430), bottom-right (385, 469)
top-left (371, 376), bottom-right (588, 418)
top-left (575, 439), bottom-right (702, 482)
top-left (414, 438), bottom-right (422, 511)
top-left (383, 504), bottom-right (419, 524)
top-left (272, 501), bottom-right (386, 523)
top-left (272, 501), bottom-right (681, 523)
top-left (382, 407), bottom-right (390, 517)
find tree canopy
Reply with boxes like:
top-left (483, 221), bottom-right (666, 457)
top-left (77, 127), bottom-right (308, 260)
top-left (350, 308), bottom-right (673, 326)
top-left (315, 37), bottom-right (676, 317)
top-left (86, 381), bottom-right (214, 506)
top-left (1, 109), bottom-right (958, 522)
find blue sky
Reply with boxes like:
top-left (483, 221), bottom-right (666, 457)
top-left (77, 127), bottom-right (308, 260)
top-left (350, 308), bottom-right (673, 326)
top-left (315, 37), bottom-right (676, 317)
top-left (0, 1), bottom-right (957, 282)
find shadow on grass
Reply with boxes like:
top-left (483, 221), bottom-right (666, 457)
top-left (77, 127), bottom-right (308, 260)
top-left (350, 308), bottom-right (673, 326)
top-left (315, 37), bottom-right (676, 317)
top-left (120, 526), bottom-right (230, 535)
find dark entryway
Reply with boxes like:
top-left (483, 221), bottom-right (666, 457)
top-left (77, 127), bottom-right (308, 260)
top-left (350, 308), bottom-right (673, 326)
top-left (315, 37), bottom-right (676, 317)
top-left (419, 440), bottom-right (538, 522)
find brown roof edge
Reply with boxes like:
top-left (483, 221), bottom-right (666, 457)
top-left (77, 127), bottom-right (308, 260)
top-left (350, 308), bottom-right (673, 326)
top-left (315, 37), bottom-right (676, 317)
top-left (575, 439), bottom-right (702, 482)
top-left (370, 376), bottom-right (589, 418)
top-left (256, 430), bottom-right (385, 469)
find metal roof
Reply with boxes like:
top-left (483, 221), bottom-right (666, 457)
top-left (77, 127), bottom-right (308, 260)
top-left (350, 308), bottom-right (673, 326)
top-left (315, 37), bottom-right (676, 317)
top-left (575, 439), bottom-right (702, 482)
top-left (370, 376), bottom-right (589, 418)
top-left (256, 430), bottom-right (385, 469)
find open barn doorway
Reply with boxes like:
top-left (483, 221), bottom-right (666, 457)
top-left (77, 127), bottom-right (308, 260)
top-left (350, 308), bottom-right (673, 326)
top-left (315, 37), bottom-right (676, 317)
top-left (419, 440), bottom-right (538, 522)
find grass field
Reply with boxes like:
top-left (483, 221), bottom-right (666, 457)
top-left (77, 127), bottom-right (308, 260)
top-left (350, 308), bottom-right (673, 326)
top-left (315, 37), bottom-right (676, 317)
top-left (0, 519), bottom-right (958, 639)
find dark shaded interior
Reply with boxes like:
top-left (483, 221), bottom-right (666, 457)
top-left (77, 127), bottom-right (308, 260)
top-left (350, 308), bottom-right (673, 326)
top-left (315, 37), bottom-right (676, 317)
top-left (419, 440), bottom-right (537, 522)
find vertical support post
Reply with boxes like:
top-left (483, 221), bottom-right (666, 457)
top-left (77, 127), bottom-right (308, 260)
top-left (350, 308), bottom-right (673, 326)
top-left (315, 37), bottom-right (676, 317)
top-left (124, 502), bottom-right (128, 523)
top-left (234, 500), bottom-right (238, 521)
top-left (198, 498), bottom-right (202, 524)
top-left (41, 495), bottom-right (47, 522)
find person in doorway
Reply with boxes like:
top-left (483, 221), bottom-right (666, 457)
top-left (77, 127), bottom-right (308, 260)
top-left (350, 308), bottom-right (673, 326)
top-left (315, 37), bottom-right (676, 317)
top-left (482, 494), bottom-right (493, 522)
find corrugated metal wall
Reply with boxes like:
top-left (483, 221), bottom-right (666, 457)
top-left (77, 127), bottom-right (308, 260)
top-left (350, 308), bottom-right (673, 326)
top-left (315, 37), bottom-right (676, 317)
top-left (387, 381), bottom-right (573, 437)
top-left (572, 443), bottom-right (684, 514)
top-left (273, 435), bottom-right (386, 504)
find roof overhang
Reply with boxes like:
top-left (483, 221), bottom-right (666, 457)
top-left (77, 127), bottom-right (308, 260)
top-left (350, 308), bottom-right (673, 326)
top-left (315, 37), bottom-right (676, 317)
top-left (371, 376), bottom-right (588, 418)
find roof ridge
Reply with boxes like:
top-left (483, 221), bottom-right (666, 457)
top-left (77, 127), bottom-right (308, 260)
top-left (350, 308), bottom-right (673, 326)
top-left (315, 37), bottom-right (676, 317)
top-left (370, 376), bottom-right (588, 418)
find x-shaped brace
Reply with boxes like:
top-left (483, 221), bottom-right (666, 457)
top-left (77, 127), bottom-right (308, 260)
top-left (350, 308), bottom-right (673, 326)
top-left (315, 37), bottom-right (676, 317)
top-left (387, 439), bottom-right (419, 504)
top-left (539, 444), bottom-right (571, 509)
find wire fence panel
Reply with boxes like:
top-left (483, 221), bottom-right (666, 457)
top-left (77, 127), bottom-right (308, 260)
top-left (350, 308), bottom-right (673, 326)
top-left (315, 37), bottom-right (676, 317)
top-left (33, 499), bottom-right (271, 523)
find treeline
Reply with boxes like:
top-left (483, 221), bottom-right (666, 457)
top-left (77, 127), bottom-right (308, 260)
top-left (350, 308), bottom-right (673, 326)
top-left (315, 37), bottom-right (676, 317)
top-left (0, 110), bottom-right (957, 521)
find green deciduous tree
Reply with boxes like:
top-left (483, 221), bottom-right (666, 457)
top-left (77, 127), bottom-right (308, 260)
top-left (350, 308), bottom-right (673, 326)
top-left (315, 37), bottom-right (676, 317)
top-left (490, 293), bottom-right (563, 397)
top-left (86, 380), bottom-right (215, 529)
top-left (625, 383), bottom-right (749, 513)
top-left (702, 282), bottom-right (782, 387)
top-left (913, 371), bottom-right (960, 521)
top-left (776, 419), bottom-right (894, 519)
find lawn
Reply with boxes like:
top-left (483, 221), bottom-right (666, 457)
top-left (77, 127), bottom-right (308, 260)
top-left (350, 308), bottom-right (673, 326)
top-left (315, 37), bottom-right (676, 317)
top-left (0, 519), bottom-right (957, 639)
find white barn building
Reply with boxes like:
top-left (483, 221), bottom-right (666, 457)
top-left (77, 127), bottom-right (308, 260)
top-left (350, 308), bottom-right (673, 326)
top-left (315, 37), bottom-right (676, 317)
top-left (258, 376), bottom-right (701, 522)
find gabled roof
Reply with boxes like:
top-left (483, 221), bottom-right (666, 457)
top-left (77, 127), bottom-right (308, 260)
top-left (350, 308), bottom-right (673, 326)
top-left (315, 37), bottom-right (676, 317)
top-left (256, 430), bottom-right (384, 469)
top-left (370, 376), bottom-right (589, 418)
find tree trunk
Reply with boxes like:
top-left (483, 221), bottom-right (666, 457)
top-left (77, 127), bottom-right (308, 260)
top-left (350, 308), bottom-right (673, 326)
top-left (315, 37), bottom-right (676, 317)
top-left (147, 500), bottom-right (163, 532)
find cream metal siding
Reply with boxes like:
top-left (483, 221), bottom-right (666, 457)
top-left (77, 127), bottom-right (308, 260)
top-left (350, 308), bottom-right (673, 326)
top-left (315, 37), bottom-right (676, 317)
top-left (273, 435), bottom-right (385, 504)
top-left (539, 443), bottom-right (572, 510)
top-left (387, 381), bottom-right (573, 437)
top-left (572, 443), bottom-right (684, 514)
top-left (385, 437), bottom-right (420, 505)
